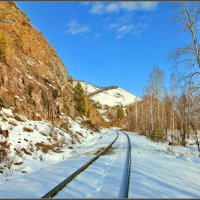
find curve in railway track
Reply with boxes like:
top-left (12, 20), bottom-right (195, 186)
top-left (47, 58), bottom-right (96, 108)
top-left (41, 131), bottom-right (119, 198)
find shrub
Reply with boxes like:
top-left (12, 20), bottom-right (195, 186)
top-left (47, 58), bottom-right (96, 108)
top-left (8, 121), bottom-right (17, 126)
top-left (35, 142), bottom-right (53, 154)
top-left (13, 114), bottom-right (26, 122)
top-left (150, 122), bottom-right (164, 142)
top-left (0, 33), bottom-right (7, 63)
top-left (117, 106), bottom-right (125, 119)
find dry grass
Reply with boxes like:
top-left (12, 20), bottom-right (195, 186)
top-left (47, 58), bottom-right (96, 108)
top-left (23, 127), bottom-right (33, 132)
top-left (13, 114), bottom-right (26, 122)
top-left (14, 147), bottom-right (23, 157)
top-left (21, 148), bottom-right (32, 155)
top-left (0, 140), bottom-right (15, 171)
top-left (14, 161), bottom-right (23, 165)
top-left (1, 117), bottom-right (7, 122)
top-left (82, 119), bottom-right (99, 132)
top-left (35, 142), bottom-right (53, 154)
top-left (0, 141), bottom-right (10, 150)
top-left (0, 128), bottom-right (9, 138)
top-left (86, 97), bottom-right (108, 128)
top-left (76, 131), bottom-right (83, 137)
top-left (8, 121), bottom-right (17, 126)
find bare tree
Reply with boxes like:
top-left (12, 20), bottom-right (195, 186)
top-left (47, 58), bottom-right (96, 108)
top-left (170, 1), bottom-right (200, 149)
top-left (145, 65), bottom-right (164, 126)
top-left (171, 1), bottom-right (200, 92)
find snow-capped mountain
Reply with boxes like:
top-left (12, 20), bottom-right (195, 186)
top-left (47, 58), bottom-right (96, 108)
top-left (74, 81), bottom-right (140, 124)
top-left (73, 81), bottom-right (99, 94)
top-left (90, 87), bottom-right (140, 107)
top-left (74, 81), bottom-right (140, 107)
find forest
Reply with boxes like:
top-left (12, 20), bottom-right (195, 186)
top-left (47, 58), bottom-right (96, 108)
top-left (127, 2), bottom-right (200, 154)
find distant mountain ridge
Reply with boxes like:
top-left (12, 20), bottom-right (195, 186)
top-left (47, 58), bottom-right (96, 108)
top-left (73, 80), bottom-right (140, 126)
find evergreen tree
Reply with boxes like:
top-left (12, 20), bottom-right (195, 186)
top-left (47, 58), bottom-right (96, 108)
top-left (117, 106), bottom-right (125, 119)
top-left (73, 82), bottom-right (87, 115)
top-left (150, 121), bottom-right (164, 142)
top-left (68, 75), bottom-right (73, 84)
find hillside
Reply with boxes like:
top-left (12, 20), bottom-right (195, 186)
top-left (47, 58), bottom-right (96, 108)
top-left (74, 81), bottom-right (140, 126)
top-left (0, 2), bottom-right (105, 177)
top-left (0, 2), bottom-right (75, 124)
top-left (0, 107), bottom-right (103, 176)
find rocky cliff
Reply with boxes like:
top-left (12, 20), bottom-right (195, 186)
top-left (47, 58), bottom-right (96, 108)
top-left (0, 2), bottom-right (75, 123)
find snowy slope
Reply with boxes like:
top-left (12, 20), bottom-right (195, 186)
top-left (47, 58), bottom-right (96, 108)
top-left (73, 81), bottom-right (99, 94)
top-left (1, 130), bottom-right (200, 198)
top-left (74, 81), bottom-right (140, 107)
top-left (0, 108), bottom-right (104, 179)
top-left (73, 81), bottom-right (140, 123)
top-left (91, 87), bottom-right (140, 107)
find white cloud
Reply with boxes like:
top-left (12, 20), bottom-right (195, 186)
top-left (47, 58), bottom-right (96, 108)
top-left (89, 2), bottom-right (158, 15)
top-left (116, 24), bottom-right (134, 39)
top-left (65, 20), bottom-right (91, 35)
top-left (89, 3), bottom-right (104, 14)
top-left (108, 14), bottom-right (150, 39)
top-left (106, 3), bottom-right (119, 13)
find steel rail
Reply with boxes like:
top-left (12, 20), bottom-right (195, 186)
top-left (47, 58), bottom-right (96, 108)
top-left (41, 131), bottom-right (119, 198)
top-left (119, 132), bottom-right (132, 198)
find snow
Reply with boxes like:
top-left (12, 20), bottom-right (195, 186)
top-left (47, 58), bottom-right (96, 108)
top-left (0, 131), bottom-right (116, 198)
top-left (0, 123), bottom-right (200, 198)
top-left (0, 108), bottom-right (104, 181)
top-left (25, 73), bottom-right (47, 88)
top-left (73, 81), bottom-right (140, 122)
top-left (14, 95), bottom-right (23, 102)
top-left (73, 81), bottom-right (99, 94)
top-left (25, 73), bottom-right (33, 80)
top-left (91, 88), bottom-right (140, 107)
top-left (0, 156), bottom-right (93, 198)
top-left (75, 80), bottom-right (140, 107)
top-left (27, 60), bottom-right (35, 66)
top-left (15, 68), bottom-right (21, 74)
top-left (55, 131), bottom-right (127, 198)
top-left (128, 133), bottom-right (200, 198)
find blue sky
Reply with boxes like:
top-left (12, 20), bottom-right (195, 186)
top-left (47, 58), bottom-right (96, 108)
top-left (16, 2), bottom-right (190, 97)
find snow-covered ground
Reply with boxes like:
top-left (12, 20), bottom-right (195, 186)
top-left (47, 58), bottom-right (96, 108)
top-left (0, 129), bottom-right (200, 198)
top-left (128, 133), bottom-right (200, 198)
top-left (0, 108), bottom-right (104, 182)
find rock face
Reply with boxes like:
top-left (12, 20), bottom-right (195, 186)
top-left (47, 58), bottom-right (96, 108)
top-left (0, 2), bottom-right (75, 122)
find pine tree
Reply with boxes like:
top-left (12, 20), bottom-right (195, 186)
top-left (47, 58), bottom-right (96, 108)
top-left (73, 82), bottom-right (87, 115)
top-left (68, 75), bottom-right (73, 84)
top-left (150, 121), bottom-right (164, 142)
top-left (117, 106), bottom-right (125, 119)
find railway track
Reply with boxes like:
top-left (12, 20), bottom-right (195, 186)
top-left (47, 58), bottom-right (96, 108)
top-left (41, 131), bottom-right (119, 198)
top-left (41, 131), bottom-right (132, 199)
top-left (119, 132), bottom-right (132, 198)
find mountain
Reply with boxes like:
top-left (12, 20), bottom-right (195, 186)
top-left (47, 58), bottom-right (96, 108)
top-left (0, 2), bottom-right (75, 124)
top-left (0, 2), bottom-right (140, 176)
top-left (74, 80), bottom-right (140, 126)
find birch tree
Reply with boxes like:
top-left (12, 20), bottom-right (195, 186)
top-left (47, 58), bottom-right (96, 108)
top-left (171, 1), bottom-right (200, 93)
